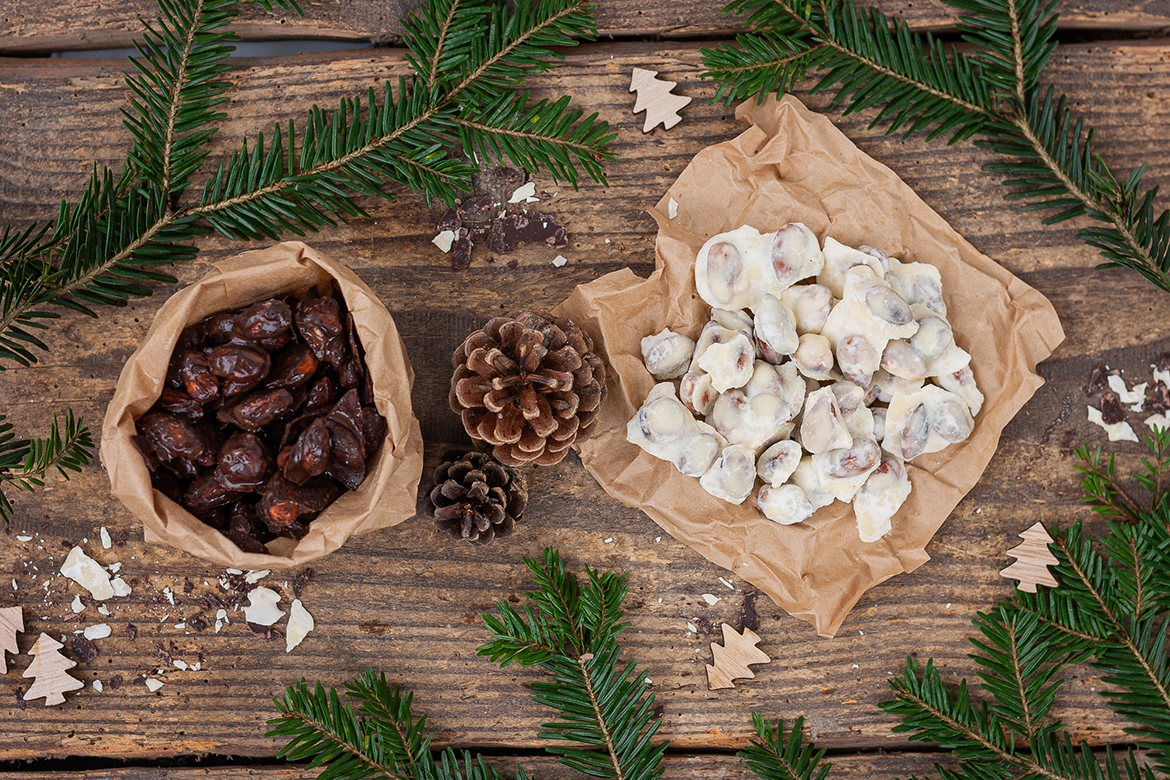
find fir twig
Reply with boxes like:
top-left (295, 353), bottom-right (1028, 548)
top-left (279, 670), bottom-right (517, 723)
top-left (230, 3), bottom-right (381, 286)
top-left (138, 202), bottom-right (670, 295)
top-left (701, 0), bottom-right (1170, 295)
top-left (479, 549), bottom-right (667, 780)
top-left (0, 411), bottom-right (93, 524)
top-left (738, 715), bottom-right (832, 780)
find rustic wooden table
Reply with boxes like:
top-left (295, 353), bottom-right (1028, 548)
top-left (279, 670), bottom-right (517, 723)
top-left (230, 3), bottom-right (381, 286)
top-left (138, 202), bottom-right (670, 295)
top-left (0, 0), bottom-right (1168, 777)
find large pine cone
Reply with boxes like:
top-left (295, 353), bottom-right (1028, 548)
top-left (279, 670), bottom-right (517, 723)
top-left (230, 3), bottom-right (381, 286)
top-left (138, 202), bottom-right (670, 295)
top-left (427, 450), bottom-right (528, 544)
top-left (450, 310), bottom-right (606, 466)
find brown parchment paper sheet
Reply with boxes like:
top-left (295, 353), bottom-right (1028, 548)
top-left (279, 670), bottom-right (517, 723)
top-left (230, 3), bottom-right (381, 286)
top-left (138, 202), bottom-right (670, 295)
top-left (101, 241), bottom-right (424, 569)
top-left (555, 95), bottom-right (1065, 637)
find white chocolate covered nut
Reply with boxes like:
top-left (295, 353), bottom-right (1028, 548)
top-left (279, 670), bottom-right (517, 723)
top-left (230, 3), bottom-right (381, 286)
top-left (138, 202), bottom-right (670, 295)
top-left (680, 370), bottom-right (719, 416)
top-left (627, 383), bottom-right (727, 476)
top-left (698, 334), bottom-right (755, 392)
top-left (887, 256), bottom-right (946, 315)
top-left (791, 456), bottom-right (835, 510)
top-left (768, 223), bottom-right (825, 289)
top-left (924, 342), bottom-right (972, 378)
top-left (819, 237), bottom-right (886, 297)
top-left (641, 328), bottom-right (696, 379)
top-left (883, 385), bottom-right (973, 459)
top-left (934, 366), bottom-right (983, 417)
top-left (781, 284), bottom-right (834, 334)
top-left (758, 483), bottom-right (815, 525)
top-left (812, 437), bottom-right (881, 502)
top-left (757, 439), bottom-right (802, 486)
top-left (793, 333), bottom-right (835, 380)
top-left (870, 369), bottom-right (925, 404)
top-left (699, 445), bottom-right (757, 504)
top-left (799, 386), bottom-right (853, 454)
top-left (909, 308), bottom-right (953, 359)
top-left (853, 456), bottom-right (911, 542)
top-left (830, 381), bottom-right (875, 440)
top-left (880, 339), bottom-right (927, 381)
top-left (709, 389), bottom-right (794, 452)
top-left (821, 267), bottom-right (918, 344)
top-left (871, 406), bottom-right (887, 442)
top-left (835, 333), bottom-right (880, 387)
top-left (690, 321), bottom-right (741, 370)
top-left (752, 295), bottom-right (799, 362)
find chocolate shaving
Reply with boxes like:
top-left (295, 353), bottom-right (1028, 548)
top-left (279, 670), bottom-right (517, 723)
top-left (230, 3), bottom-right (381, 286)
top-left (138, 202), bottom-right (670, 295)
top-left (127, 624), bottom-right (138, 641)
top-left (108, 675), bottom-right (123, 690)
top-left (247, 622), bottom-right (283, 642)
top-left (451, 229), bottom-right (473, 271)
top-left (1100, 391), bottom-right (1126, 425)
top-left (154, 643), bottom-right (172, 666)
top-left (14, 687), bottom-right (25, 710)
top-left (1157, 352), bottom-right (1170, 372)
top-left (113, 530), bottom-right (130, 547)
top-left (183, 578), bottom-right (195, 594)
top-left (71, 636), bottom-right (98, 663)
top-left (188, 614), bottom-right (210, 633)
top-left (436, 208), bottom-right (461, 232)
top-left (739, 591), bottom-right (760, 632)
top-left (1146, 381), bottom-right (1170, 414)
top-left (1084, 363), bottom-right (1106, 397)
top-left (292, 567), bottom-right (313, 599)
top-left (457, 195), bottom-right (497, 223)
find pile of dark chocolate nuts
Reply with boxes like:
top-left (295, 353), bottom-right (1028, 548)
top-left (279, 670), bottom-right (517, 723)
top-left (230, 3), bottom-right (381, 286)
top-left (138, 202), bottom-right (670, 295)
top-left (132, 284), bottom-right (386, 554)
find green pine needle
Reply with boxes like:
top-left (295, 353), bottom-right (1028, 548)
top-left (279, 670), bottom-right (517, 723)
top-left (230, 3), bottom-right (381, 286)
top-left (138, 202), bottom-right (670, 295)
top-left (737, 715), bottom-right (831, 780)
top-left (0, 410), bottom-right (94, 524)
top-left (701, 0), bottom-right (1170, 295)
top-left (478, 549), bottom-right (667, 780)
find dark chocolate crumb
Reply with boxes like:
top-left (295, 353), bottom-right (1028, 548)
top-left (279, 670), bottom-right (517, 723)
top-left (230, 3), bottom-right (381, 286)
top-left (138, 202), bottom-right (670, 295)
top-left (127, 624), bottom-right (138, 641)
top-left (1101, 392), bottom-right (1126, 425)
top-left (1084, 364), bottom-right (1106, 397)
top-left (14, 687), bottom-right (25, 710)
top-left (202, 593), bottom-right (224, 610)
top-left (154, 643), bottom-right (172, 666)
top-left (188, 614), bottom-right (210, 633)
top-left (451, 229), bottom-right (473, 271)
top-left (1157, 353), bottom-right (1170, 372)
top-left (292, 567), bottom-right (313, 599)
top-left (247, 622), bottom-right (283, 642)
top-left (108, 675), bottom-right (123, 690)
top-left (651, 704), bottom-right (664, 720)
top-left (457, 195), bottom-right (497, 223)
top-left (1146, 382), bottom-right (1170, 414)
top-left (132, 674), bottom-right (145, 685)
top-left (113, 530), bottom-right (130, 547)
top-left (71, 636), bottom-right (98, 663)
top-left (739, 591), bottom-right (760, 632)
top-left (436, 208), bottom-right (461, 232)
top-left (183, 578), bottom-right (194, 594)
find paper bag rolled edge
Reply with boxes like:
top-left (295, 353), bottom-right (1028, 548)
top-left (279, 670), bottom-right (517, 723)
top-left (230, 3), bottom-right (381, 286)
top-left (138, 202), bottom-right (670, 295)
top-left (101, 241), bottom-right (424, 569)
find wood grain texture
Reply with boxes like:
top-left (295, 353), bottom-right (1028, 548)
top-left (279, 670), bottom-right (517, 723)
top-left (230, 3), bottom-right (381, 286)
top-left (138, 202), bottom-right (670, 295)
top-left (0, 753), bottom-right (971, 780)
top-left (1, 0), bottom-right (1169, 54)
top-left (0, 37), bottom-right (1165, 764)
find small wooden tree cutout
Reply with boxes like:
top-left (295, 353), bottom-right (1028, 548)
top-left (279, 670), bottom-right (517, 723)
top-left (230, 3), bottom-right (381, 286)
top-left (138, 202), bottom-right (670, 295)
top-left (629, 68), bottom-right (691, 132)
top-left (706, 623), bottom-right (770, 690)
top-left (23, 633), bottom-right (83, 705)
top-left (0, 605), bottom-right (21, 674)
top-left (1000, 521), bottom-right (1059, 592)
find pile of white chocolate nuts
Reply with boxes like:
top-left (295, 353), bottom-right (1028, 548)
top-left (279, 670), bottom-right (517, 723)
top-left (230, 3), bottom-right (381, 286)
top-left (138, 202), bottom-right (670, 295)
top-left (626, 224), bottom-right (982, 542)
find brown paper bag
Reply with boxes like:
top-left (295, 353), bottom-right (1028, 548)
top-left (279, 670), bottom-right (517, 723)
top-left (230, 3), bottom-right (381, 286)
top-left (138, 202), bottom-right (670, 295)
top-left (555, 95), bottom-right (1065, 637)
top-left (101, 241), bottom-right (424, 569)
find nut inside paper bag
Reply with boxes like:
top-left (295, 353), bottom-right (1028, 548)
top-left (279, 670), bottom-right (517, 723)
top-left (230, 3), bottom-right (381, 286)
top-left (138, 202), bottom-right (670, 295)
top-left (554, 95), bottom-right (1064, 637)
top-left (101, 241), bottom-right (424, 569)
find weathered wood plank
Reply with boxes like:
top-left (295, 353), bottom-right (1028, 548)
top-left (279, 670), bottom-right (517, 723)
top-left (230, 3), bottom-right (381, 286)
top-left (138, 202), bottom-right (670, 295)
top-left (0, 42), bottom-right (1165, 761)
top-left (0, 753), bottom-right (967, 780)
top-left (0, 0), bottom-right (1168, 54)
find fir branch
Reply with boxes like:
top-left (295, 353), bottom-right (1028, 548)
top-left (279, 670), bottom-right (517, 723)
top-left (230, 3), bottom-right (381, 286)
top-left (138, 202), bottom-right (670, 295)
top-left (737, 715), bottom-right (832, 780)
top-left (702, 0), bottom-right (1170, 295)
top-left (0, 411), bottom-right (93, 524)
top-left (479, 549), bottom-right (667, 780)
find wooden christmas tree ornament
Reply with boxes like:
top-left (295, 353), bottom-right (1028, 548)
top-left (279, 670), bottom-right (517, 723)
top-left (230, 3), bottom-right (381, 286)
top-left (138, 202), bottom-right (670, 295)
top-left (706, 623), bottom-right (771, 690)
top-left (629, 68), bottom-right (691, 132)
top-left (23, 633), bottom-right (83, 705)
top-left (1000, 521), bottom-right (1059, 592)
top-left (0, 605), bottom-right (21, 674)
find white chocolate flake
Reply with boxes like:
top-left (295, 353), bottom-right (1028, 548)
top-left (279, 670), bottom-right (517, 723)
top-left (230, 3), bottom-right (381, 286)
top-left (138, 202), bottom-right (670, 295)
top-left (287, 599), bottom-right (315, 653)
top-left (83, 623), bottom-right (111, 640)
top-left (60, 547), bottom-right (114, 601)
top-left (1088, 406), bottom-right (1139, 442)
top-left (243, 587), bottom-right (285, 627)
top-left (431, 230), bottom-right (456, 253)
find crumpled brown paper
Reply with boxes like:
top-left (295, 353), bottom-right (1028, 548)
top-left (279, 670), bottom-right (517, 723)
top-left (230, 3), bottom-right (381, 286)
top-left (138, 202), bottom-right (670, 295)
top-left (555, 95), bottom-right (1065, 637)
top-left (101, 241), bottom-right (424, 569)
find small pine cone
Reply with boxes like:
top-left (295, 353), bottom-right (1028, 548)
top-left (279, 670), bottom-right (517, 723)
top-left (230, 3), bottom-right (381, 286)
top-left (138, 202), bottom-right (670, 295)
top-left (427, 449), bottom-right (528, 544)
top-left (449, 310), bottom-right (606, 466)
